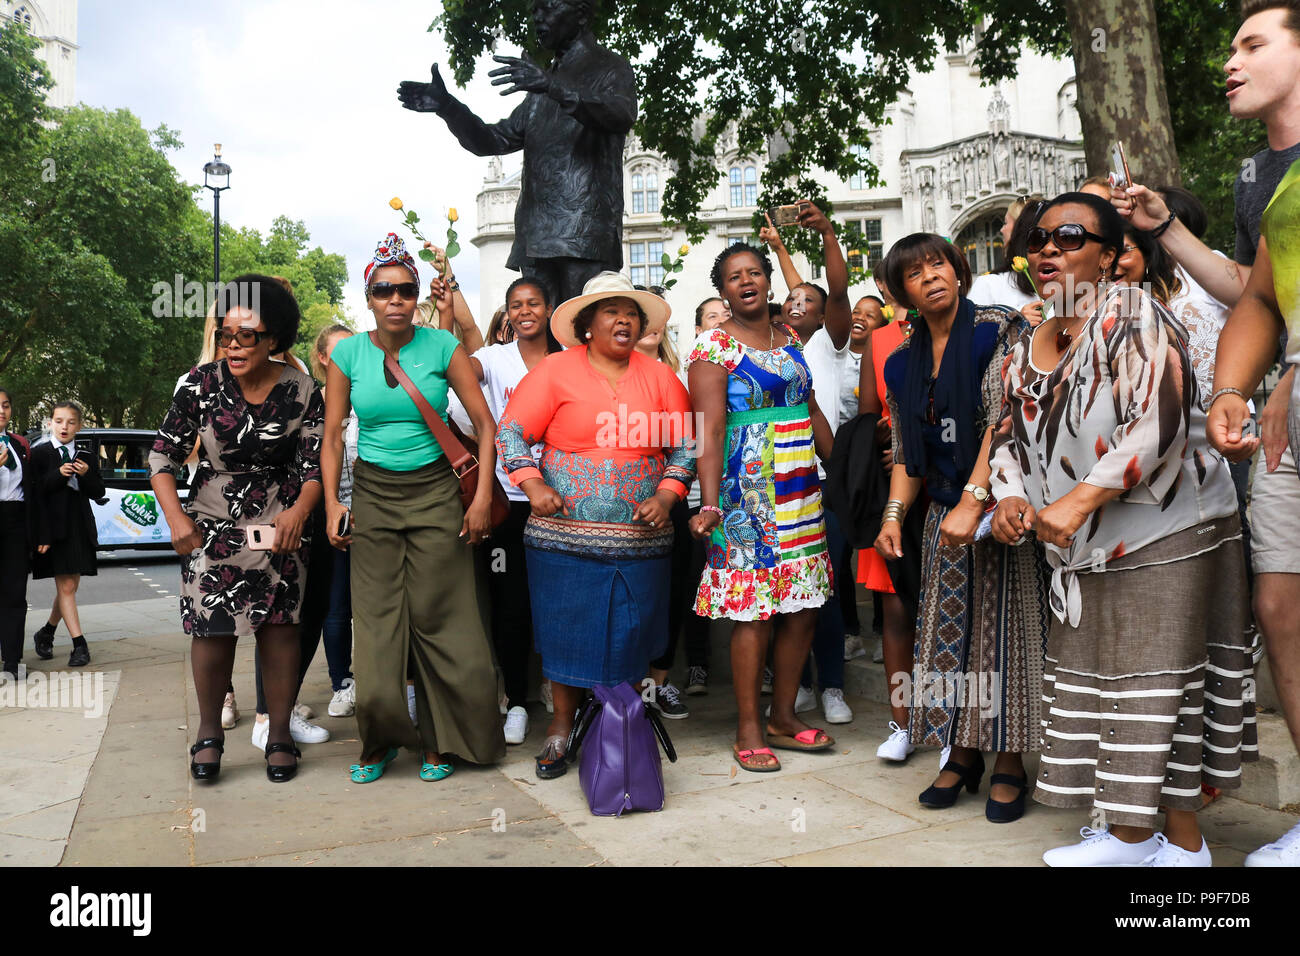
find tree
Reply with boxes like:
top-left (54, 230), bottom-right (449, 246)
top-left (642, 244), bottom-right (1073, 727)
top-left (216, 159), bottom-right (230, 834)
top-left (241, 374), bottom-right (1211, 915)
top-left (433, 1), bottom-right (1246, 252)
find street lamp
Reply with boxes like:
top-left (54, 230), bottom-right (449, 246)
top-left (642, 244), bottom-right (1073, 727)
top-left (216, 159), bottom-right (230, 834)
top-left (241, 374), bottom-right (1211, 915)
top-left (202, 144), bottom-right (232, 287)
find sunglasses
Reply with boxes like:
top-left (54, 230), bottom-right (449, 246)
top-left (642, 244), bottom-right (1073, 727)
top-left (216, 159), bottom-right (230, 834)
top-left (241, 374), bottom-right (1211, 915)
top-left (215, 328), bottom-right (269, 349)
top-left (1026, 223), bottom-right (1108, 253)
top-left (368, 281), bottom-right (420, 301)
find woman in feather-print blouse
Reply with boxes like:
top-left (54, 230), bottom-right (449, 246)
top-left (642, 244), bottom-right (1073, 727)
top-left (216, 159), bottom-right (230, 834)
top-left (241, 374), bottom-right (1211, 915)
top-left (987, 193), bottom-right (1254, 868)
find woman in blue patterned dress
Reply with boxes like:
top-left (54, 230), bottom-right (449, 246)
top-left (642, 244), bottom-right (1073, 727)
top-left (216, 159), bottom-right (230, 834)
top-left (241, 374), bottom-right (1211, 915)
top-left (687, 243), bottom-right (834, 773)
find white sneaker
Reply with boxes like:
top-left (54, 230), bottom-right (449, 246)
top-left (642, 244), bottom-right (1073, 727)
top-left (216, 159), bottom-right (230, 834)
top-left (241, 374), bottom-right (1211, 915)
top-left (1140, 833), bottom-right (1212, 867)
top-left (540, 679), bottom-right (554, 714)
top-left (504, 706), bottom-right (529, 745)
top-left (843, 636), bottom-right (867, 661)
top-left (1042, 826), bottom-right (1161, 867)
top-left (289, 710), bottom-right (330, 744)
top-left (876, 721), bottom-right (915, 761)
top-left (764, 685), bottom-right (818, 718)
top-left (327, 677), bottom-right (356, 717)
top-left (871, 637), bottom-right (884, 663)
top-left (251, 715), bottom-right (269, 752)
top-left (407, 684), bottom-right (418, 726)
top-left (1244, 819), bottom-right (1300, 867)
top-left (221, 692), bottom-right (240, 730)
top-left (822, 688), bottom-right (853, 724)
top-left (293, 701), bottom-right (315, 721)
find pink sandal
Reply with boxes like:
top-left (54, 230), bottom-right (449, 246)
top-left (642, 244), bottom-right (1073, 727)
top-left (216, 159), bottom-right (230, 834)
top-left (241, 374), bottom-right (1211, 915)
top-left (766, 727), bottom-right (835, 752)
top-left (733, 744), bottom-right (781, 772)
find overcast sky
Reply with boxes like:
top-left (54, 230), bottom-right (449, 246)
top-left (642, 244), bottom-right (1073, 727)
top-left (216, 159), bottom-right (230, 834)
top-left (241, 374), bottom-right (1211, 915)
top-left (77, 0), bottom-right (524, 326)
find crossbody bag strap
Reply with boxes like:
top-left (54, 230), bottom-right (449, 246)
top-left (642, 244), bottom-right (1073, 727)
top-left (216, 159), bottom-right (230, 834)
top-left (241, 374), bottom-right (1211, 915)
top-left (368, 331), bottom-right (476, 477)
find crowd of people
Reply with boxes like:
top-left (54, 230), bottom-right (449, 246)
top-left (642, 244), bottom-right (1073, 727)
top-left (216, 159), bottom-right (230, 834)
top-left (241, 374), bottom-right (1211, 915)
top-left (1, 0), bottom-right (1298, 870)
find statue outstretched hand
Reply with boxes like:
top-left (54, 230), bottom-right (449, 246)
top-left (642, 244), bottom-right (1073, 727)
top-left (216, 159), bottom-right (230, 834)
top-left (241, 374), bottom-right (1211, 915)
top-left (398, 63), bottom-right (451, 113)
top-left (489, 53), bottom-right (549, 96)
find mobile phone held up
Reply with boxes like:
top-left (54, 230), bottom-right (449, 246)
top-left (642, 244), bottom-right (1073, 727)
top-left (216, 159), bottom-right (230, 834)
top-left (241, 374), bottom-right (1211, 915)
top-left (1109, 141), bottom-right (1132, 190)
top-left (247, 524), bottom-right (276, 551)
top-left (768, 201), bottom-right (811, 228)
top-left (74, 449), bottom-right (95, 466)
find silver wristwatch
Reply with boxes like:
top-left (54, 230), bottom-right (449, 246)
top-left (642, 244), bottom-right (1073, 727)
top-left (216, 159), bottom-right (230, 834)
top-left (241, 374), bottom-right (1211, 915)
top-left (963, 483), bottom-right (990, 502)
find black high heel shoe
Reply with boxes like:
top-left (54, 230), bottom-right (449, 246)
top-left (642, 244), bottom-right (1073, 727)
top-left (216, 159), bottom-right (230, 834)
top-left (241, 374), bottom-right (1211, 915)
top-left (985, 772), bottom-right (1029, 823)
top-left (190, 737), bottom-right (224, 782)
top-left (265, 741), bottom-right (302, 783)
top-left (918, 752), bottom-right (985, 808)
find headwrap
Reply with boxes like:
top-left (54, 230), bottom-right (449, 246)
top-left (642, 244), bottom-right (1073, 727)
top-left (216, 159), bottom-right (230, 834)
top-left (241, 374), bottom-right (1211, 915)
top-left (363, 232), bottom-right (419, 290)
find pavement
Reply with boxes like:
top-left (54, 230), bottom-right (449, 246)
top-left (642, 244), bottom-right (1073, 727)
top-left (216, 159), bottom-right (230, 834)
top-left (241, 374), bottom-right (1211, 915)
top-left (1, 596), bottom-right (1297, 867)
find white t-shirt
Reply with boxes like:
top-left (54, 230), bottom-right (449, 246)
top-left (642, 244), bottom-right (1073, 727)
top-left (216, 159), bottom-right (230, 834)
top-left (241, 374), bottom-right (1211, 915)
top-left (448, 341), bottom-right (541, 502)
top-left (967, 270), bottom-right (1037, 311)
top-left (800, 326), bottom-right (853, 478)
top-left (1168, 262), bottom-right (1231, 404)
top-left (838, 351), bottom-right (863, 429)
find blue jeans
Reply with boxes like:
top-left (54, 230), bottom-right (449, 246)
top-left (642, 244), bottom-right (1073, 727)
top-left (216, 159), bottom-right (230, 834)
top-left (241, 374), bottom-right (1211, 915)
top-left (803, 507), bottom-right (848, 691)
top-left (323, 547), bottom-right (354, 691)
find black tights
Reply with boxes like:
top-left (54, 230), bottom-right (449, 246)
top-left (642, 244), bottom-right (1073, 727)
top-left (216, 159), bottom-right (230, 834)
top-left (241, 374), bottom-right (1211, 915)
top-left (192, 625), bottom-right (300, 767)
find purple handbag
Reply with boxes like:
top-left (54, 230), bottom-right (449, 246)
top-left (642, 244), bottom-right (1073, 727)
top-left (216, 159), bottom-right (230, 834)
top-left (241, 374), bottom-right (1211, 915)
top-left (567, 682), bottom-right (677, 816)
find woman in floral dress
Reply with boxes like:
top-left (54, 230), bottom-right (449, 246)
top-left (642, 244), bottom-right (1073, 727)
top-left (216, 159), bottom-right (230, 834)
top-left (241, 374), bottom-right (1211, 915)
top-left (150, 275), bottom-right (324, 784)
top-left (688, 242), bottom-right (834, 773)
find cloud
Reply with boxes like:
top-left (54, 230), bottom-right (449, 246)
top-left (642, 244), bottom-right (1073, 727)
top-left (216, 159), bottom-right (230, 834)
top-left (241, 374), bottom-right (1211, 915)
top-left (76, 0), bottom-right (521, 330)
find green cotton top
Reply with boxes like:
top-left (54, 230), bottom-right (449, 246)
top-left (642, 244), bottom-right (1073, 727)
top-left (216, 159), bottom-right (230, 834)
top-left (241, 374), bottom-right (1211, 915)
top-left (1262, 157), bottom-right (1300, 367)
top-left (331, 326), bottom-right (461, 471)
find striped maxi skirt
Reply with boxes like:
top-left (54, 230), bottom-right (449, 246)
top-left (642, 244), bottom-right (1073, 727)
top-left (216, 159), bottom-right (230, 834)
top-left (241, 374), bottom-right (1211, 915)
top-left (1033, 517), bottom-right (1258, 827)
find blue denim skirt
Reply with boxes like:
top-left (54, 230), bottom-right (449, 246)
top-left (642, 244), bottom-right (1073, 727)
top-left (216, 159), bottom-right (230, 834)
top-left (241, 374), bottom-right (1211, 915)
top-left (525, 546), bottom-right (670, 689)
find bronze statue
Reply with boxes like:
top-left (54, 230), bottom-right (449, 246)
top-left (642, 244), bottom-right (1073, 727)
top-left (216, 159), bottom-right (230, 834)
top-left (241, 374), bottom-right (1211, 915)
top-left (398, 0), bottom-right (637, 304)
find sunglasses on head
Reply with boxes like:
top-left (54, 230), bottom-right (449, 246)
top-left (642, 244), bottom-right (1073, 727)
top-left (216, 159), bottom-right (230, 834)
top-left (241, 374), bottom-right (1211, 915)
top-left (1026, 223), bottom-right (1108, 253)
top-left (215, 328), bottom-right (269, 349)
top-left (368, 281), bottom-right (420, 301)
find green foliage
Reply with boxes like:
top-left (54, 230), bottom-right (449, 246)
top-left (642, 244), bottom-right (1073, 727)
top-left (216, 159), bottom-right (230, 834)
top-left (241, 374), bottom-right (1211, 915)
top-left (433, 1), bottom-right (1254, 256)
top-left (0, 25), bottom-right (350, 429)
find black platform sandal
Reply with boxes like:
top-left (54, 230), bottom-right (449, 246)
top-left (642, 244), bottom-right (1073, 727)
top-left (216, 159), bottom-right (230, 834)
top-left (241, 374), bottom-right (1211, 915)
top-left (190, 737), bottom-right (225, 782)
top-left (264, 741), bottom-right (302, 783)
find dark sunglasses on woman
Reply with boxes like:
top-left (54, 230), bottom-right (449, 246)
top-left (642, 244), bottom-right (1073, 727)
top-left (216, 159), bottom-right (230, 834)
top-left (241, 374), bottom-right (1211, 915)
top-left (1026, 223), bottom-right (1108, 253)
top-left (215, 328), bottom-right (269, 348)
top-left (368, 281), bottom-right (420, 301)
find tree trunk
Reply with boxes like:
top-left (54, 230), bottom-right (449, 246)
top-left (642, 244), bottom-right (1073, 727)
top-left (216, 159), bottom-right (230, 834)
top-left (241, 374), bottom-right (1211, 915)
top-left (1064, 0), bottom-right (1181, 186)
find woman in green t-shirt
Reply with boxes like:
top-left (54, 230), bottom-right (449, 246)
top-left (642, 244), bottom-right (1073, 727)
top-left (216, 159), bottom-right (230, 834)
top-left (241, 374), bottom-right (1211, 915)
top-left (321, 233), bottom-right (505, 784)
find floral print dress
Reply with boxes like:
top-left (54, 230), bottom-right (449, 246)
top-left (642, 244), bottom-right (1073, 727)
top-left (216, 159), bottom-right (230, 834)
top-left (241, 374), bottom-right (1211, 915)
top-left (148, 361), bottom-right (324, 637)
top-left (688, 327), bottom-right (831, 621)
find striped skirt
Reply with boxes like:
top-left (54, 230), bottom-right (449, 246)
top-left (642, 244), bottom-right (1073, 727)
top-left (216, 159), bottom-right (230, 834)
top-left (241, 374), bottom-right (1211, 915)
top-left (696, 403), bottom-right (831, 621)
top-left (1033, 518), bottom-right (1258, 827)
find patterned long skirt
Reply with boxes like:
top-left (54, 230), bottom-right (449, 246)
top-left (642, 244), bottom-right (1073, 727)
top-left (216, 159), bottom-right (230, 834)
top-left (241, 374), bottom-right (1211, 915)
top-left (908, 500), bottom-right (1051, 752)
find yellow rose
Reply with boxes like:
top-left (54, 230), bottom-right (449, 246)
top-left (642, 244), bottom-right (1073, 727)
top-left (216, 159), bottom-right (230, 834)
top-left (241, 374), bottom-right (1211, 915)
top-left (1012, 256), bottom-right (1029, 273)
top-left (678, 244), bottom-right (690, 257)
top-left (389, 197), bottom-right (404, 210)
top-left (882, 304), bottom-right (895, 321)
top-left (448, 207), bottom-right (459, 223)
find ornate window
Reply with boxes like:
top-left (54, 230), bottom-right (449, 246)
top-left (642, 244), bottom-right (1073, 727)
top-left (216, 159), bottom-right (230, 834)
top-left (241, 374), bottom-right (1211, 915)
top-left (848, 145), bottom-right (870, 191)
top-left (729, 165), bottom-right (758, 207)
top-left (628, 240), bottom-right (666, 287)
top-left (844, 218), bottom-right (884, 271)
top-left (631, 166), bottom-right (659, 215)
top-left (13, 5), bottom-right (32, 30)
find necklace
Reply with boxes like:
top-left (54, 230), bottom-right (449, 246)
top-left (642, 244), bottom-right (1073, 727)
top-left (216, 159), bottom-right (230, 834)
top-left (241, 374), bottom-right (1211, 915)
top-left (1054, 316), bottom-right (1081, 352)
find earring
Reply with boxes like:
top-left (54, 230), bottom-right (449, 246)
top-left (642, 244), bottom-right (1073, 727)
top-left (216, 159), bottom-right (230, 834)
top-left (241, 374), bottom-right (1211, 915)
top-left (585, 331), bottom-right (592, 340)
top-left (767, 291), bottom-right (774, 301)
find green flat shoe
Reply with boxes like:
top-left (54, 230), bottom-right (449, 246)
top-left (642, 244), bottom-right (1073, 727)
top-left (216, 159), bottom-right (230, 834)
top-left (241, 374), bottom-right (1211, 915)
top-left (349, 747), bottom-right (399, 784)
top-left (419, 761), bottom-right (454, 781)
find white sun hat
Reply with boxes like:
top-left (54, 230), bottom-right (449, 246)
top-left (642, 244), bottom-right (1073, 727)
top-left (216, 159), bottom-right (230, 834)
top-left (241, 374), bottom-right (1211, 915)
top-left (549, 271), bottom-right (672, 349)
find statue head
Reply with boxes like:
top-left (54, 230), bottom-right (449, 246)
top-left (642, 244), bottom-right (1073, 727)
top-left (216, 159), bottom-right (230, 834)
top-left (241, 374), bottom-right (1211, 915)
top-left (533, 0), bottom-right (593, 51)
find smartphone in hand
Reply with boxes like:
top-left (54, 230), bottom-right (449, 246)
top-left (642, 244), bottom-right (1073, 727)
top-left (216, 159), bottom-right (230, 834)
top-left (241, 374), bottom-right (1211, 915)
top-left (1109, 141), bottom-right (1132, 189)
top-left (247, 524), bottom-right (276, 551)
top-left (336, 510), bottom-right (352, 537)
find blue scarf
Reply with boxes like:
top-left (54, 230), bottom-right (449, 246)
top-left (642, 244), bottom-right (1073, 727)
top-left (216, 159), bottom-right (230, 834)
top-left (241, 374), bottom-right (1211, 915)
top-left (899, 296), bottom-right (980, 486)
